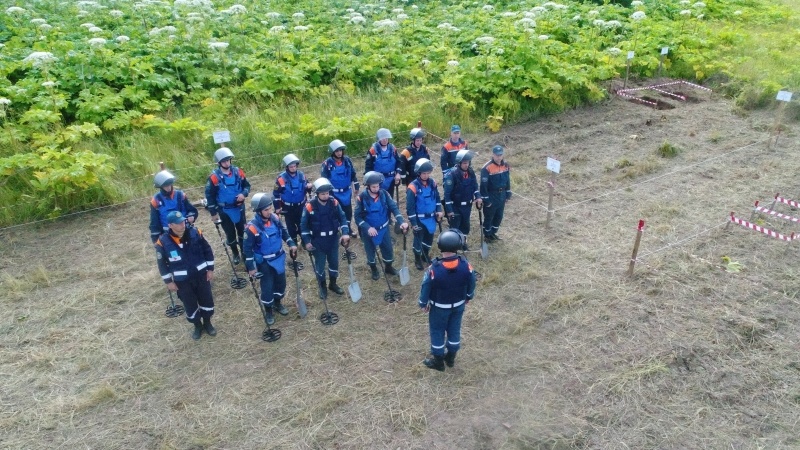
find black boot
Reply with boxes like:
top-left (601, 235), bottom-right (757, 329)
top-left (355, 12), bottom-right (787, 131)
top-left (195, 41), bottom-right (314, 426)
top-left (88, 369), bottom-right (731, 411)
top-left (384, 263), bottom-right (398, 276)
top-left (317, 277), bottom-right (328, 299)
top-left (232, 253), bottom-right (241, 265)
top-left (275, 301), bottom-right (289, 316)
top-left (191, 323), bottom-right (203, 340)
top-left (444, 351), bottom-right (456, 368)
top-left (369, 264), bottom-right (380, 280)
top-left (329, 276), bottom-right (344, 295)
top-left (265, 307), bottom-right (275, 325)
top-left (203, 317), bottom-right (217, 336)
top-left (414, 253), bottom-right (424, 270)
top-left (423, 354), bottom-right (445, 372)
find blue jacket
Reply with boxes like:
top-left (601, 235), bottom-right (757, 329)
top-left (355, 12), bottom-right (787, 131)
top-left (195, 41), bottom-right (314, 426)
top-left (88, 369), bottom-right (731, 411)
top-left (442, 167), bottom-right (480, 215)
top-left (418, 255), bottom-right (476, 308)
top-left (149, 189), bottom-right (198, 242)
top-left (155, 227), bottom-right (215, 283)
top-left (320, 157), bottom-right (359, 206)
top-left (272, 170), bottom-right (309, 208)
top-left (300, 197), bottom-right (350, 251)
top-left (243, 213), bottom-right (296, 274)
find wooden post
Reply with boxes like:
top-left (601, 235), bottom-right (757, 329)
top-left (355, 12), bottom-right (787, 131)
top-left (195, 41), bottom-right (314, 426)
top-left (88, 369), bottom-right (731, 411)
top-left (545, 172), bottom-right (556, 229)
top-left (770, 101), bottom-right (787, 149)
top-left (159, 161), bottom-right (165, 171)
top-left (623, 51), bottom-right (634, 89)
top-left (627, 219), bottom-right (645, 277)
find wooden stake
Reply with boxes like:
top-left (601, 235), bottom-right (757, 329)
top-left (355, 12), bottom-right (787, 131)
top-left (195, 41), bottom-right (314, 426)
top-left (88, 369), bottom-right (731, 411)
top-left (627, 219), bottom-right (645, 277)
top-left (545, 172), bottom-right (556, 229)
top-left (159, 161), bottom-right (165, 171)
top-left (770, 101), bottom-right (787, 149)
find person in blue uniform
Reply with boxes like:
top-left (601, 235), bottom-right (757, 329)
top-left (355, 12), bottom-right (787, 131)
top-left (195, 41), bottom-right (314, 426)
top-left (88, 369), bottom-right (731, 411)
top-left (365, 128), bottom-right (402, 199)
top-left (321, 139), bottom-right (360, 238)
top-left (439, 125), bottom-right (468, 175)
top-left (243, 193), bottom-right (298, 325)
top-left (205, 147), bottom-right (251, 264)
top-left (300, 178), bottom-right (351, 299)
top-left (442, 150), bottom-right (482, 249)
top-left (406, 158), bottom-right (443, 270)
top-left (149, 170), bottom-right (197, 243)
top-left (398, 128), bottom-right (430, 186)
top-left (155, 211), bottom-right (216, 340)
top-left (418, 229), bottom-right (476, 371)
top-left (273, 153), bottom-right (312, 245)
top-left (480, 145), bottom-right (512, 242)
top-left (354, 171), bottom-right (409, 280)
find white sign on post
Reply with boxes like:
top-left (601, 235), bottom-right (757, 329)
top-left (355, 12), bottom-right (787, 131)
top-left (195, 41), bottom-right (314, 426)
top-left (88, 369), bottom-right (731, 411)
top-left (627, 51), bottom-right (635, 60)
top-left (212, 130), bottom-right (231, 144)
top-left (776, 91), bottom-right (793, 102)
top-left (546, 157), bottom-right (561, 174)
top-left (661, 47), bottom-right (669, 55)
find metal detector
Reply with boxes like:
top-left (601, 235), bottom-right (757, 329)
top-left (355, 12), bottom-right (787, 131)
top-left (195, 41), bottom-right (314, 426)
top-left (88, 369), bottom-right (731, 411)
top-left (399, 232), bottom-right (410, 286)
top-left (376, 247), bottom-right (402, 303)
top-left (291, 252), bottom-right (308, 318)
top-left (213, 221), bottom-right (248, 289)
top-left (248, 273), bottom-right (282, 342)
top-left (342, 241), bottom-right (362, 302)
top-left (165, 290), bottom-right (185, 318)
top-left (308, 251), bottom-right (339, 325)
top-left (477, 207), bottom-right (489, 259)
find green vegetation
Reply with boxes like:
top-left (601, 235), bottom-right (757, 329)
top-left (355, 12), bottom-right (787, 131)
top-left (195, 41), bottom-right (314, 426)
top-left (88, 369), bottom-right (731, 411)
top-left (0, 0), bottom-right (796, 225)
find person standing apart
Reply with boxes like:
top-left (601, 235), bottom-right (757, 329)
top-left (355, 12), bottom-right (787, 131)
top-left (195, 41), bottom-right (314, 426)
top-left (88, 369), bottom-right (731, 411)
top-left (419, 230), bottom-right (476, 371)
top-left (300, 178), bottom-right (351, 299)
top-left (322, 139), bottom-right (360, 238)
top-left (480, 145), bottom-right (511, 242)
top-left (205, 147), bottom-right (251, 264)
top-left (155, 211), bottom-right (216, 340)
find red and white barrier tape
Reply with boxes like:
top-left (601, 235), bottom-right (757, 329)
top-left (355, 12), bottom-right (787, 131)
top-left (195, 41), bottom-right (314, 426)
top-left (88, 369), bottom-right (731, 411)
top-left (773, 194), bottom-right (800, 209)
top-left (616, 91), bottom-right (658, 107)
top-left (753, 201), bottom-right (800, 223)
top-left (729, 212), bottom-right (795, 242)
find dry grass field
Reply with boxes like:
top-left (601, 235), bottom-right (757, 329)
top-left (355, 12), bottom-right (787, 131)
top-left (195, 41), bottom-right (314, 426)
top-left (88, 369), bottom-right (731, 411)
top-left (2, 86), bottom-right (800, 449)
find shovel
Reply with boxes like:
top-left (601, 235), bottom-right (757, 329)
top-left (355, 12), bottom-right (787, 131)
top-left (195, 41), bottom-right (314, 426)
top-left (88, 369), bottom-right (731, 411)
top-left (399, 232), bottom-right (410, 286)
top-left (478, 207), bottom-right (489, 259)
top-left (343, 241), bottom-right (362, 302)
top-left (290, 251), bottom-right (307, 318)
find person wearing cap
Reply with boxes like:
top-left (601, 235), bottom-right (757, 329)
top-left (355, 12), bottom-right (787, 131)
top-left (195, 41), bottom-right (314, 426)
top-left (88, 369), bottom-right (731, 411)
top-left (443, 150), bottom-right (482, 248)
top-left (321, 139), bottom-right (360, 238)
top-left (355, 171), bottom-right (409, 280)
top-left (205, 147), bottom-right (251, 264)
top-left (398, 127), bottom-right (431, 186)
top-left (407, 158), bottom-right (444, 269)
top-left (155, 211), bottom-right (217, 340)
top-left (365, 128), bottom-right (402, 199)
top-left (439, 125), bottom-right (468, 174)
top-left (244, 193), bottom-right (298, 325)
top-left (418, 229), bottom-right (476, 371)
top-left (300, 178), bottom-right (351, 299)
top-left (480, 145), bottom-right (511, 242)
top-left (149, 170), bottom-right (198, 243)
top-left (273, 153), bottom-right (312, 245)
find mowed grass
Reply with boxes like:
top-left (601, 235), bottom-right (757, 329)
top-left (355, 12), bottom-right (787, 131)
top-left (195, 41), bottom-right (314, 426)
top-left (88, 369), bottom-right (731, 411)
top-left (2, 93), bottom-right (800, 448)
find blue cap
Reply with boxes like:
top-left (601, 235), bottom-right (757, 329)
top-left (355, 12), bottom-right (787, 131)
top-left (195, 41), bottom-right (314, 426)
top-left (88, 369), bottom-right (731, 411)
top-left (492, 145), bottom-right (504, 156)
top-left (451, 125), bottom-right (461, 132)
top-left (166, 211), bottom-right (185, 224)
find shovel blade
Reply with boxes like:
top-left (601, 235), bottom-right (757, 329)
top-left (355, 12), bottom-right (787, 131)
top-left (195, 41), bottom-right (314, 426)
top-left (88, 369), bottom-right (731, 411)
top-left (296, 294), bottom-right (308, 318)
top-left (348, 282), bottom-right (362, 303)
top-left (481, 241), bottom-right (489, 259)
top-left (399, 267), bottom-right (410, 286)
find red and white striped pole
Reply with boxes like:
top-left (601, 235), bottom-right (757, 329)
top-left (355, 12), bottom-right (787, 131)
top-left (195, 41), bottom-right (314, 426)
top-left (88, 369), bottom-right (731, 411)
top-left (628, 219), bottom-right (645, 277)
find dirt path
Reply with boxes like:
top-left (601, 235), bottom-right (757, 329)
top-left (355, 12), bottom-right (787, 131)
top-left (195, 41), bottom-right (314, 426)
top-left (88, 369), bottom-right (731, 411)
top-left (2, 88), bottom-right (799, 449)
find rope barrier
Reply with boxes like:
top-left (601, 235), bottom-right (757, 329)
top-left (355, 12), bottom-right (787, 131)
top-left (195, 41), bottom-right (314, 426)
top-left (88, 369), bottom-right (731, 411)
top-left (635, 221), bottom-right (728, 261)
top-left (552, 139), bottom-right (767, 212)
top-left (508, 190), bottom-right (549, 211)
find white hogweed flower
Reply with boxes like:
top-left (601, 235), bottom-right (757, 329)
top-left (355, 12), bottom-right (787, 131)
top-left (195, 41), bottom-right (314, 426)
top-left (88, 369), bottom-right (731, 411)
top-left (88, 37), bottom-right (107, 46)
top-left (631, 11), bottom-right (646, 20)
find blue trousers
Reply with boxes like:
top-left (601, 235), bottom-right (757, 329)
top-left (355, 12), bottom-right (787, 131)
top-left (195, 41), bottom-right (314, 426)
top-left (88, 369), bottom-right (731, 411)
top-left (483, 196), bottom-right (506, 237)
top-left (311, 243), bottom-right (340, 281)
top-left (282, 204), bottom-right (303, 245)
top-left (412, 227), bottom-right (434, 256)
top-left (447, 203), bottom-right (473, 235)
top-left (176, 276), bottom-right (215, 324)
top-left (428, 304), bottom-right (465, 356)
top-left (363, 230), bottom-right (394, 265)
top-left (256, 262), bottom-right (286, 307)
